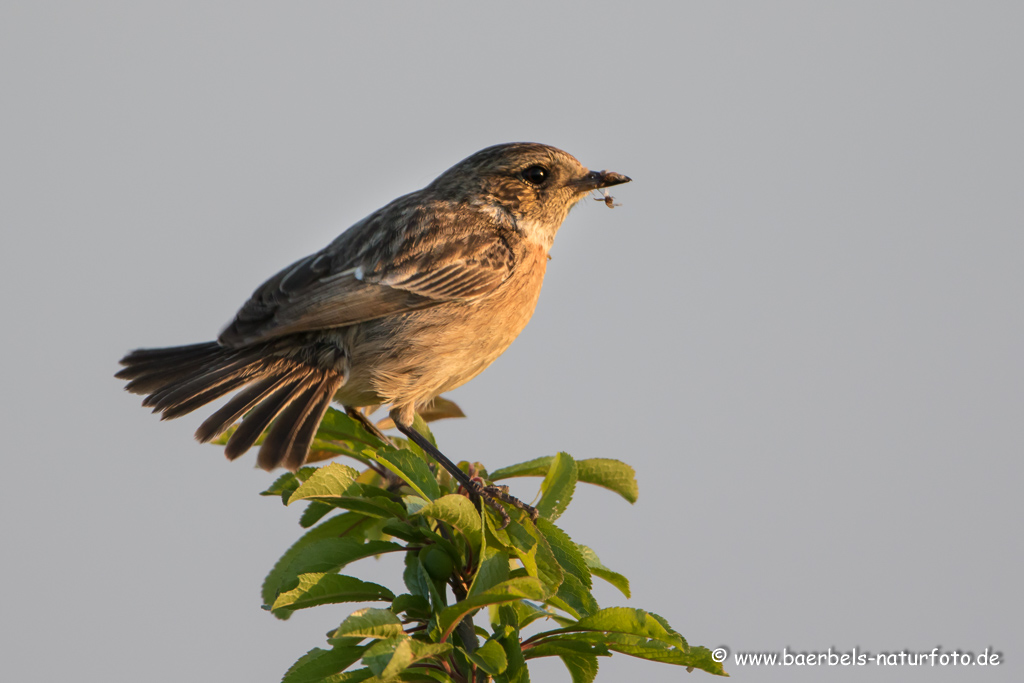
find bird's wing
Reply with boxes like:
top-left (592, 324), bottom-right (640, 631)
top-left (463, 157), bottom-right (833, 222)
top-left (219, 200), bottom-right (517, 346)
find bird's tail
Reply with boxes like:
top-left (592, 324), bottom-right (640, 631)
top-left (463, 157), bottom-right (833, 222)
top-left (116, 342), bottom-right (343, 471)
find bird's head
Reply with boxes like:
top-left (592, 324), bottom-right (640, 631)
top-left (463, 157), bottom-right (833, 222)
top-left (429, 142), bottom-right (631, 246)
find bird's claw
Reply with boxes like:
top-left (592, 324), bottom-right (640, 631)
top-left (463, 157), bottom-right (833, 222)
top-left (463, 480), bottom-right (538, 528)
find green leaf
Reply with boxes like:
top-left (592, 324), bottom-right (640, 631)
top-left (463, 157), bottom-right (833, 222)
top-left (403, 640), bottom-right (456, 670)
top-left (263, 513), bottom-right (373, 616)
top-left (371, 448), bottom-right (441, 501)
top-left (421, 395), bottom-right (466, 422)
top-left (536, 452), bottom-right (576, 521)
top-left (391, 594), bottom-right (431, 621)
top-left (465, 638), bottom-right (508, 675)
top-left (559, 653), bottom-right (599, 683)
top-left (388, 413), bottom-right (437, 459)
top-left (375, 396), bottom-right (466, 430)
top-left (407, 552), bottom-right (447, 613)
top-left (550, 574), bottom-right (599, 619)
top-left (363, 637), bottom-right (452, 680)
top-left (522, 638), bottom-right (610, 659)
top-left (599, 633), bottom-right (692, 662)
top-left (316, 495), bottom-right (408, 520)
top-left (494, 600), bottom-right (554, 631)
top-left (269, 539), bottom-right (403, 603)
top-left (331, 608), bottom-right (404, 641)
top-left (314, 670), bottom-right (376, 683)
top-left (288, 463), bottom-right (361, 504)
top-left (381, 519), bottom-right (431, 544)
top-left (679, 644), bottom-right (730, 676)
top-left (468, 547), bottom-right (510, 597)
top-left (493, 628), bottom-right (530, 683)
top-left (271, 573), bottom-right (395, 611)
top-left (401, 495), bottom-right (430, 516)
top-left (537, 519), bottom-right (591, 590)
top-left (260, 467), bottom-right (320, 504)
top-left (648, 612), bottom-right (686, 647)
top-left (392, 673), bottom-right (447, 683)
top-left (410, 413), bottom-right (437, 447)
top-left (316, 408), bottom-right (387, 448)
top-left (281, 645), bottom-right (368, 683)
top-left (414, 495), bottom-right (483, 554)
top-left (501, 517), bottom-right (563, 595)
top-left (532, 607), bottom-right (686, 649)
top-left (306, 438), bottom-right (368, 464)
top-left (299, 501), bottom-right (337, 528)
top-left (490, 457), bottom-right (638, 504)
top-left (402, 552), bottom-right (432, 603)
top-left (566, 633), bottom-right (727, 675)
top-left (576, 545), bottom-right (630, 598)
top-left (438, 577), bottom-right (547, 642)
top-left (576, 459), bottom-right (638, 504)
top-left (496, 605), bottom-right (520, 631)
top-left (489, 456), bottom-right (552, 480)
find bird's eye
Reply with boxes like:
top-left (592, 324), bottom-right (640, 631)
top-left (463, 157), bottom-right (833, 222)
top-left (521, 165), bottom-right (549, 186)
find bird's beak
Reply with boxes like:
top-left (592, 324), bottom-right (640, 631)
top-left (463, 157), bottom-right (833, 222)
top-left (575, 169), bottom-right (632, 192)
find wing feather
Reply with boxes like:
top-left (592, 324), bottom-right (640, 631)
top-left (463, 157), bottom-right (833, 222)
top-left (219, 196), bottom-right (518, 346)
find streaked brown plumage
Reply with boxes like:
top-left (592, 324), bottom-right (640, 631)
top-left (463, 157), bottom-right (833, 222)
top-left (117, 142), bottom-right (629, 513)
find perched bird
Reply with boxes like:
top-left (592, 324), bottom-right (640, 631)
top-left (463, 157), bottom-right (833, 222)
top-left (117, 142), bottom-right (630, 518)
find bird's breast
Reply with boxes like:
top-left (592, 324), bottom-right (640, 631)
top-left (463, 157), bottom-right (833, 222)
top-left (339, 244), bottom-right (549, 408)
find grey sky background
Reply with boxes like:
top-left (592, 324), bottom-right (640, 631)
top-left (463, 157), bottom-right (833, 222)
top-left (2, 2), bottom-right (1021, 681)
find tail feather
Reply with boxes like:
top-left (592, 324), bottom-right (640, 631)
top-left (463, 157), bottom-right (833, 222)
top-left (159, 374), bottom-right (252, 421)
top-left (195, 374), bottom-right (287, 443)
top-left (119, 342), bottom-right (223, 364)
top-left (257, 373), bottom-right (342, 471)
top-left (119, 343), bottom-right (230, 396)
top-left (117, 343), bottom-right (223, 380)
top-left (223, 373), bottom-right (314, 461)
top-left (117, 341), bottom-right (343, 470)
top-left (282, 380), bottom-right (339, 471)
top-left (143, 354), bottom-right (258, 411)
top-left (125, 369), bottom-right (202, 396)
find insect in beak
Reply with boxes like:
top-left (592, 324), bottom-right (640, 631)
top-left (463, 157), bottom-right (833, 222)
top-left (594, 189), bottom-right (621, 209)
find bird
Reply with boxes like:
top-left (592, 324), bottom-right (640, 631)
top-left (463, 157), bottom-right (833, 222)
top-left (117, 142), bottom-right (630, 520)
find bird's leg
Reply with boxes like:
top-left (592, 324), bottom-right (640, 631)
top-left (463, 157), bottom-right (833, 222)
top-left (345, 406), bottom-right (395, 447)
top-left (344, 406), bottom-right (403, 488)
top-left (391, 413), bottom-right (538, 528)
top-left (395, 420), bottom-right (509, 526)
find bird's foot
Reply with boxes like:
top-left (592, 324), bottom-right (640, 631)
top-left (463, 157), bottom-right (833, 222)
top-left (462, 479), bottom-right (539, 529)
